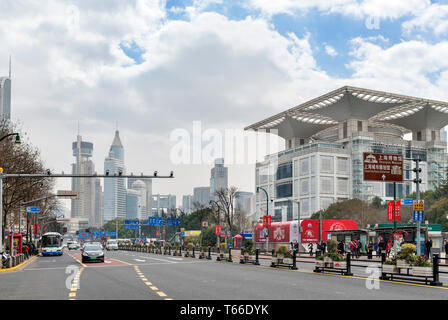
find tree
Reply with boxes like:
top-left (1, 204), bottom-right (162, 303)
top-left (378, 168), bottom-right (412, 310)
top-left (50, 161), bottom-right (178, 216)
top-left (1, 119), bottom-right (62, 242)
top-left (215, 186), bottom-right (238, 235)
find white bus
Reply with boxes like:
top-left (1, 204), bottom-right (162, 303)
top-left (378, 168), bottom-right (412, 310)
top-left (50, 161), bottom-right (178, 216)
top-left (41, 232), bottom-right (63, 256)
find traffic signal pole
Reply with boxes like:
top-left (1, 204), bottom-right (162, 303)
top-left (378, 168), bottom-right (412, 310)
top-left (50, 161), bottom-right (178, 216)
top-left (414, 159), bottom-right (422, 256)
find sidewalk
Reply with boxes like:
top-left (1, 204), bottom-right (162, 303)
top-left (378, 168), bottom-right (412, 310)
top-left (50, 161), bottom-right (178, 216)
top-left (0, 255), bottom-right (37, 273)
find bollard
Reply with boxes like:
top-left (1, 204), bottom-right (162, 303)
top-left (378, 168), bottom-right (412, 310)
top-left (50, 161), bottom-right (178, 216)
top-left (207, 247), bottom-right (211, 260)
top-left (169, 246), bottom-right (171, 255)
top-left (431, 254), bottom-right (442, 286)
top-left (228, 248), bottom-right (233, 262)
top-left (179, 246), bottom-right (182, 256)
top-left (345, 252), bottom-right (353, 276)
top-left (192, 247), bottom-right (195, 258)
top-left (255, 249), bottom-right (260, 265)
top-left (291, 250), bottom-right (297, 270)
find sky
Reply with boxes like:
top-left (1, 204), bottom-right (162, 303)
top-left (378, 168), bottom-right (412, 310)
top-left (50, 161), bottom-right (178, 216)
top-left (2, 0), bottom-right (448, 211)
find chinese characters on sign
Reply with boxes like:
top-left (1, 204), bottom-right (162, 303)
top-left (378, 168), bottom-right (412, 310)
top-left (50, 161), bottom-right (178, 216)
top-left (363, 153), bottom-right (403, 182)
top-left (387, 200), bottom-right (401, 221)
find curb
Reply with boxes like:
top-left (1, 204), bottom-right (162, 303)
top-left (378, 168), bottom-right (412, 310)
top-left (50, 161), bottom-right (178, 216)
top-left (0, 255), bottom-right (38, 273)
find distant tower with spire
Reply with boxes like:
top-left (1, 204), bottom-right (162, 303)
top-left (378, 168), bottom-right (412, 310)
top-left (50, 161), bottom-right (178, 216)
top-left (0, 56), bottom-right (12, 120)
top-left (103, 129), bottom-right (127, 223)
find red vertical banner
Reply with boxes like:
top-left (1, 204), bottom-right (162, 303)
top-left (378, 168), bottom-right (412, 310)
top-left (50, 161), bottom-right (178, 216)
top-left (387, 201), bottom-right (394, 221)
top-left (266, 215), bottom-right (271, 228)
top-left (394, 200), bottom-right (401, 221)
top-left (262, 216), bottom-right (267, 227)
top-left (215, 225), bottom-right (221, 235)
top-left (156, 230), bottom-right (160, 238)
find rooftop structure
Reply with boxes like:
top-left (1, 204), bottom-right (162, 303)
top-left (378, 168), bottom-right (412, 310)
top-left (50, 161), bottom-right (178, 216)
top-left (246, 86), bottom-right (448, 224)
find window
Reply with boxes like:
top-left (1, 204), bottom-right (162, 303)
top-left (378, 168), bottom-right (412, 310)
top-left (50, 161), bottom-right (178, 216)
top-left (337, 178), bottom-right (349, 194)
top-left (343, 122), bottom-right (348, 138)
top-left (337, 157), bottom-right (348, 173)
top-left (321, 198), bottom-right (334, 210)
top-left (300, 158), bottom-right (309, 175)
top-left (311, 156), bottom-right (316, 174)
top-left (432, 131), bottom-right (436, 141)
top-left (301, 179), bottom-right (309, 195)
top-left (320, 177), bottom-right (334, 194)
top-left (276, 183), bottom-right (292, 198)
top-left (300, 138), bottom-right (305, 145)
top-left (320, 156), bottom-right (333, 173)
top-left (276, 163), bottom-right (292, 180)
top-left (417, 131), bottom-right (422, 141)
top-left (259, 167), bottom-right (268, 184)
top-left (311, 177), bottom-right (316, 195)
top-left (301, 199), bottom-right (309, 215)
top-left (358, 121), bottom-right (363, 132)
top-left (294, 159), bottom-right (299, 178)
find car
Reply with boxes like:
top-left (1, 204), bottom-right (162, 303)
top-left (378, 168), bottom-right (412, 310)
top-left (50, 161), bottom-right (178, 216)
top-left (67, 241), bottom-right (79, 250)
top-left (106, 239), bottom-right (118, 251)
top-left (81, 244), bottom-right (105, 263)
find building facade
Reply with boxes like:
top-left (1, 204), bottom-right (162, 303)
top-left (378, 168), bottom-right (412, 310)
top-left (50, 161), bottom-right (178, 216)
top-left (210, 158), bottom-right (228, 201)
top-left (152, 194), bottom-right (176, 216)
top-left (128, 177), bottom-right (152, 219)
top-left (246, 86), bottom-right (448, 223)
top-left (193, 186), bottom-right (210, 209)
top-left (103, 130), bottom-right (126, 223)
top-left (182, 195), bottom-right (193, 214)
top-left (71, 136), bottom-right (97, 226)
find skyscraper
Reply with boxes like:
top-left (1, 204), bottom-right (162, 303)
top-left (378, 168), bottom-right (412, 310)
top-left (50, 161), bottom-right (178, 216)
top-left (192, 186), bottom-right (210, 209)
top-left (0, 59), bottom-right (11, 120)
top-left (210, 158), bottom-right (228, 200)
top-left (71, 135), bottom-right (95, 224)
top-left (128, 177), bottom-right (152, 219)
top-left (103, 130), bottom-right (126, 223)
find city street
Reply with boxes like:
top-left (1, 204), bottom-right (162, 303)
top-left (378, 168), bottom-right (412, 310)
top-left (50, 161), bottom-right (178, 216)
top-left (1, 249), bottom-right (448, 300)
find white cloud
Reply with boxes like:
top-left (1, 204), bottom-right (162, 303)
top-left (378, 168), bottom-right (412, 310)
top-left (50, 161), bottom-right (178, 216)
top-left (402, 4), bottom-right (448, 36)
top-left (324, 45), bottom-right (338, 57)
top-left (249, 0), bottom-right (431, 20)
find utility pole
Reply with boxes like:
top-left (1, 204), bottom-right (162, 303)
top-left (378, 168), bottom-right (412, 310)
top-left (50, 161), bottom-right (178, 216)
top-left (413, 159), bottom-right (422, 256)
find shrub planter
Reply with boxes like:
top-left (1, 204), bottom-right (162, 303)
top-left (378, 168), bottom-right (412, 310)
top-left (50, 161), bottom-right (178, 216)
top-left (396, 259), bottom-right (411, 269)
top-left (382, 264), bottom-right (399, 274)
top-left (198, 252), bottom-right (206, 259)
top-left (283, 258), bottom-right (294, 265)
top-left (315, 260), bottom-right (325, 268)
top-left (412, 266), bottom-right (432, 277)
top-left (333, 261), bottom-right (346, 269)
top-left (323, 256), bottom-right (333, 268)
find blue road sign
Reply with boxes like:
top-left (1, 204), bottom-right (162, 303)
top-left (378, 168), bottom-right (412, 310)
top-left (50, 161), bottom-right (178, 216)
top-left (413, 211), bottom-right (425, 222)
top-left (148, 217), bottom-right (163, 226)
top-left (26, 206), bottom-right (40, 213)
top-left (124, 220), bottom-right (139, 225)
top-left (110, 232), bottom-right (117, 237)
top-left (124, 225), bottom-right (139, 230)
top-left (401, 199), bottom-right (413, 205)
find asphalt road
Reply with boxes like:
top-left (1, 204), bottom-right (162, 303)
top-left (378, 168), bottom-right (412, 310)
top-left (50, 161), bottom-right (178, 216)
top-left (1, 249), bottom-right (448, 300)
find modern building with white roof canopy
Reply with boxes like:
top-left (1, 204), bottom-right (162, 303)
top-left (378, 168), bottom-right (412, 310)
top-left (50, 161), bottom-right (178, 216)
top-left (245, 86), bottom-right (448, 223)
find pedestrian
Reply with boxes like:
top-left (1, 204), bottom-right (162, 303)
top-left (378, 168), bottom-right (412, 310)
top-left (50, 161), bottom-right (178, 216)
top-left (445, 239), bottom-right (448, 257)
top-left (321, 241), bottom-right (327, 254)
top-left (425, 238), bottom-right (433, 260)
top-left (337, 240), bottom-right (344, 255)
top-left (349, 240), bottom-right (354, 257)
top-left (23, 243), bottom-right (29, 259)
top-left (367, 241), bottom-right (373, 260)
top-left (308, 242), bottom-right (313, 256)
top-left (357, 240), bottom-right (362, 258)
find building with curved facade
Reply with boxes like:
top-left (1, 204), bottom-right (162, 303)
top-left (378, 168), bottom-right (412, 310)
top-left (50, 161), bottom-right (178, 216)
top-left (246, 86), bottom-right (448, 223)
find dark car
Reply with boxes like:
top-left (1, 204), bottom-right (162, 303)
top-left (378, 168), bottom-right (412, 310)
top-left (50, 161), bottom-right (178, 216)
top-left (81, 244), bottom-right (104, 263)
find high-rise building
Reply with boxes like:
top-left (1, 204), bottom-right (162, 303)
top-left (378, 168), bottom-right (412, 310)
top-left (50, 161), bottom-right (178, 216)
top-left (182, 195), bottom-right (193, 214)
top-left (192, 186), bottom-right (210, 209)
top-left (246, 86), bottom-right (448, 223)
top-left (234, 191), bottom-right (254, 216)
top-left (71, 135), bottom-right (96, 226)
top-left (93, 179), bottom-right (103, 227)
top-left (103, 130), bottom-right (126, 223)
top-left (128, 177), bottom-right (152, 219)
top-left (130, 180), bottom-right (147, 219)
top-left (126, 189), bottom-right (140, 219)
top-left (152, 194), bottom-right (176, 216)
top-left (0, 59), bottom-right (11, 120)
top-left (210, 158), bottom-right (228, 200)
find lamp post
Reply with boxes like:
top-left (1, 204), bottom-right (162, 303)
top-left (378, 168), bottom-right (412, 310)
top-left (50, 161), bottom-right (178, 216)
top-left (0, 132), bottom-right (20, 144)
top-left (210, 200), bottom-right (221, 247)
top-left (256, 187), bottom-right (269, 251)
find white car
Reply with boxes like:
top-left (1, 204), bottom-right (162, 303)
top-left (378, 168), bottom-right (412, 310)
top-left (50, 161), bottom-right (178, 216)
top-left (106, 240), bottom-right (118, 251)
top-left (68, 242), bottom-right (79, 250)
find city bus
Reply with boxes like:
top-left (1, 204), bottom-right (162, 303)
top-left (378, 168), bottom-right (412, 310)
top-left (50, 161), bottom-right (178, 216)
top-left (41, 232), bottom-right (63, 256)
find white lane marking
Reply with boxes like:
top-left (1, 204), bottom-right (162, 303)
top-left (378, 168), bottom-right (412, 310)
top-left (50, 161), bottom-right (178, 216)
top-left (135, 259), bottom-right (146, 262)
top-left (146, 257), bottom-right (177, 264)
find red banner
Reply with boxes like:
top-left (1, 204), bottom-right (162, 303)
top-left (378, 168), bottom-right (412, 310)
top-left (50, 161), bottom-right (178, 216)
top-left (387, 201), bottom-right (401, 221)
top-left (262, 215), bottom-right (271, 228)
top-left (215, 225), bottom-right (221, 235)
top-left (156, 230), bottom-right (160, 238)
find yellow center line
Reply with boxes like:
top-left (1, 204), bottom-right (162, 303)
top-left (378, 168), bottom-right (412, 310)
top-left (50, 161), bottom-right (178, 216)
top-left (157, 291), bottom-right (167, 297)
top-left (133, 266), bottom-right (173, 300)
top-left (150, 286), bottom-right (158, 290)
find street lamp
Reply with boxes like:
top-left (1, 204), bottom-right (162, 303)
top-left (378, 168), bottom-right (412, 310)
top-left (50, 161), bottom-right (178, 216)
top-left (209, 200), bottom-right (221, 247)
top-left (256, 187), bottom-right (270, 251)
top-left (0, 132), bottom-right (20, 144)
